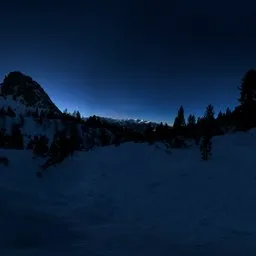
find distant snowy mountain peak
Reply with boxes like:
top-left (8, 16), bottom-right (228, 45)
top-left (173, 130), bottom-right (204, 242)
top-left (0, 71), bottom-right (61, 113)
top-left (100, 116), bottom-right (157, 126)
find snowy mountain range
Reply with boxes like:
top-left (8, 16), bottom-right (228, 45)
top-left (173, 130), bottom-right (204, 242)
top-left (99, 116), bottom-right (160, 129)
top-left (0, 71), bottom-right (167, 153)
top-left (0, 71), bottom-right (161, 129)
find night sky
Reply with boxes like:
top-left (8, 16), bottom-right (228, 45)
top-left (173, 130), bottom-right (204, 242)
top-left (0, 0), bottom-right (255, 124)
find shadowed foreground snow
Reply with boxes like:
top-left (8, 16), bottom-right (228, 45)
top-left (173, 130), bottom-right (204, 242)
top-left (1, 131), bottom-right (256, 255)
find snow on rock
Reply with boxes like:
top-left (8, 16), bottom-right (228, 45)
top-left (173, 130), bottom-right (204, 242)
top-left (0, 131), bottom-right (256, 255)
top-left (0, 95), bottom-right (27, 114)
top-left (0, 95), bottom-right (54, 116)
top-left (0, 95), bottom-right (64, 145)
top-left (0, 71), bottom-right (61, 113)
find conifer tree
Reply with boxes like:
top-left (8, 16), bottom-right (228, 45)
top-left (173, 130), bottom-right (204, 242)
top-left (239, 69), bottom-right (256, 106)
top-left (200, 135), bottom-right (212, 160)
top-left (238, 68), bottom-right (256, 129)
top-left (100, 128), bottom-right (110, 146)
top-left (72, 110), bottom-right (78, 118)
top-left (204, 104), bottom-right (215, 121)
top-left (217, 111), bottom-right (223, 120)
top-left (200, 104), bottom-right (214, 160)
top-left (173, 105), bottom-right (185, 129)
top-left (69, 123), bottom-right (82, 151)
top-left (11, 124), bottom-right (24, 149)
top-left (225, 107), bottom-right (232, 117)
top-left (203, 104), bottom-right (215, 134)
top-left (76, 111), bottom-right (81, 121)
top-left (145, 122), bottom-right (154, 144)
top-left (173, 105), bottom-right (186, 137)
top-left (187, 114), bottom-right (196, 126)
top-left (187, 114), bottom-right (196, 138)
top-left (7, 107), bottom-right (16, 117)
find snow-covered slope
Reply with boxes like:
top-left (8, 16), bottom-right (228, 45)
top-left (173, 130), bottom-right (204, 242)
top-left (0, 95), bottom-right (54, 118)
top-left (1, 131), bottom-right (256, 255)
top-left (0, 71), bottom-right (161, 146)
top-left (0, 94), bottom-right (157, 148)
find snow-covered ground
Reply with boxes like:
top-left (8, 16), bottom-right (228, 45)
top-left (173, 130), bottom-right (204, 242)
top-left (1, 131), bottom-right (256, 255)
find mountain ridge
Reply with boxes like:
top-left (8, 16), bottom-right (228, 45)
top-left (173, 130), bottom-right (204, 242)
top-left (0, 71), bottom-right (61, 114)
top-left (0, 71), bottom-right (163, 126)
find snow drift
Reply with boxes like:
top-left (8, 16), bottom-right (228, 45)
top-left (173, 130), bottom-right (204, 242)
top-left (0, 131), bottom-right (256, 255)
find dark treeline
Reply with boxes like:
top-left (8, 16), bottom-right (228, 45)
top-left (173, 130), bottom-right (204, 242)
top-left (0, 68), bottom-right (255, 163)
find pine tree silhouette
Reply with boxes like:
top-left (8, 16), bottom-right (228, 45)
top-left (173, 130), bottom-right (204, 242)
top-left (11, 124), bottom-right (24, 149)
top-left (217, 111), bottom-right (223, 120)
top-left (203, 104), bottom-right (215, 135)
top-left (200, 135), bottom-right (212, 160)
top-left (145, 122), bottom-right (154, 144)
top-left (173, 105), bottom-right (185, 129)
top-left (7, 107), bottom-right (16, 117)
top-left (187, 114), bottom-right (196, 126)
top-left (173, 105), bottom-right (186, 137)
top-left (225, 107), bottom-right (232, 117)
top-left (75, 111), bottom-right (81, 121)
top-left (187, 114), bottom-right (196, 138)
top-left (200, 104), bottom-right (214, 160)
top-left (33, 136), bottom-right (49, 157)
top-left (238, 68), bottom-right (256, 129)
top-left (100, 128), bottom-right (110, 146)
top-left (69, 123), bottom-right (82, 151)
